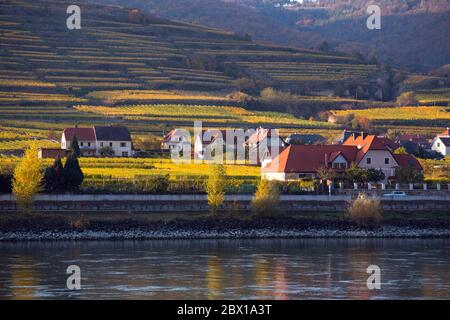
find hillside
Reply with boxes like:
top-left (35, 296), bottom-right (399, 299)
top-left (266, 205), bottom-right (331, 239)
top-left (0, 0), bottom-right (382, 95)
top-left (96, 0), bottom-right (450, 72)
top-left (2, 0), bottom-right (370, 155)
top-left (0, 0), bottom-right (448, 186)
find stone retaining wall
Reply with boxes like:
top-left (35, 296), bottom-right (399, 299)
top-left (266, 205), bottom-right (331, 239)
top-left (0, 194), bottom-right (449, 212)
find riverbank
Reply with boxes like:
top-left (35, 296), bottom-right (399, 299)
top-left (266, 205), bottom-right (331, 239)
top-left (1, 212), bottom-right (450, 241)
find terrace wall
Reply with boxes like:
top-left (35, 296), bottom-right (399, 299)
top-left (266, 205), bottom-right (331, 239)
top-left (0, 194), bottom-right (449, 212)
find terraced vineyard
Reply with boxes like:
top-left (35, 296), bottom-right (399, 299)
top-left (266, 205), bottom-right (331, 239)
top-left (415, 88), bottom-right (450, 105)
top-left (332, 106), bottom-right (450, 127)
top-left (74, 104), bottom-right (335, 128)
top-left (0, 0), bottom-right (370, 156)
top-left (0, 0), bottom-right (378, 95)
top-left (0, 0), bottom-right (448, 181)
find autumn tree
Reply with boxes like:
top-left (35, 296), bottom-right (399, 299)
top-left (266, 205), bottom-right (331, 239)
top-left (396, 91), bottom-right (418, 106)
top-left (252, 178), bottom-right (279, 216)
top-left (12, 144), bottom-right (44, 213)
top-left (205, 164), bottom-right (226, 214)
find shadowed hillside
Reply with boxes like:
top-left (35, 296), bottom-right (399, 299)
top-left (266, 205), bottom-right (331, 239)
top-left (95, 0), bottom-right (450, 72)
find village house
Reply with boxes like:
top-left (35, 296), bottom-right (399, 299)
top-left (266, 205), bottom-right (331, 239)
top-left (60, 126), bottom-right (133, 157)
top-left (262, 134), bottom-right (422, 182)
top-left (194, 129), bottom-right (247, 161)
top-left (397, 133), bottom-right (433, 152)
top-left (246, 127), bottom-right (287, 166)
top-left (432, 128), bottom-right (450, 156)
top-left (161, 128), bottom-right (191, 151)
top-left (192, 127), bottom-right (286, 164)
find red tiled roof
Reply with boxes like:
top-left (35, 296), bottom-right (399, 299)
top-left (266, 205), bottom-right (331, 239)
top-left (63, 127), bottom-right (95, 141)
top-left (263, 137), bottom-right (423, 174)
top-left (343, 135), bottom-right (388, 162)
top-left (438, 128), bottom-right (450, 137)
top-left (263, 145), bottom-right (358, 173)
top-left (393, 154), bottom-right (423, 170)
top-left (39, 148), bottom-right (69, 159)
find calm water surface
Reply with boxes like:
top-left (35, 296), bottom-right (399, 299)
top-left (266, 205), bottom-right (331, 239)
top-left (0, 239), bottom-right (449, 299)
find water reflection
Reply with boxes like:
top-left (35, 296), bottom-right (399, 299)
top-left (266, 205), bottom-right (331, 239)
top-left (0, 239), bottom-right (449, 299)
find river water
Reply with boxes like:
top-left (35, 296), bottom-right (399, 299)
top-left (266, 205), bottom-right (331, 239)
top-left (0, 239), bottom-right (449, 299)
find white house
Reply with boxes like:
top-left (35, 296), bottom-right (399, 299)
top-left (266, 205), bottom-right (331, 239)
top-left (431, 128), bottom-right (450, 156)
top-left (162, 129), bottom-right (191, 151)
top-left (61, 126), bottom-right (133, 157)
top-left (432, 137), bottom-right (450, 156)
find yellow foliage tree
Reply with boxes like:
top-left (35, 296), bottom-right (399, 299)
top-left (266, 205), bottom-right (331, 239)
top-left (205, 164), bottom-right (226, 214)
top-left (12, 144), bottom-right (43, 213)
top-left (252, 178), bottom-right (279, 216)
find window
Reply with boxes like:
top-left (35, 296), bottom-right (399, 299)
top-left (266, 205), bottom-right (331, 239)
top-left (332, 163), bottom-right (346, 169)
top-left (437, 143), bottom-right (441, 147)
top-left (100, 142), bottom-right (104, 147)
top-left (109, 142), bottom-right (113, 147)
top-left (366, 157), bottom-right (371, 165)
top-left (120, 142), bottom-right (126, 147)
top-left (122, 152), bottom-right (128, 157)
top-left (88, 142), bottom-right (91, 147)
top-left (80, 142), bottom-right (84, 146)
top-left (385, 158), bottom-right (390, 164)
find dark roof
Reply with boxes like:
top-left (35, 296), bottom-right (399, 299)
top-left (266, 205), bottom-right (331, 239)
top-left (393, 154), bottom-right (423, 170)
top-left (336, 130), bottom-right (367, 143)
top-left (439, 137), bottom-right (450, 146)
top-left (39, 148), bottom-right (69, 159)
top-left (377, 137), bottom-right (400, 150)
top-left (286, 134), bottom-right (326, 145)
top-left (63, 127), bottom-right (95, 141)
top-left (94, 126), bottom-right (131, 141)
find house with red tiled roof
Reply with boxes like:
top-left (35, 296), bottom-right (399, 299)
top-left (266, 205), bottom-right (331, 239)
top-left (438, 127), bottom-right (450, 137)
top-left (61, 126), bottom-right (132, 157)
top-left (61, 127), bottom-right (96, 157)
top-left (262, 134), bottom-right (422, 181)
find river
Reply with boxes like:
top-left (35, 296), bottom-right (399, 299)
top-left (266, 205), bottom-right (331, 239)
top-left (0, 239), bottom-right (449, 299)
